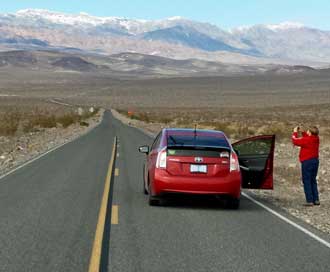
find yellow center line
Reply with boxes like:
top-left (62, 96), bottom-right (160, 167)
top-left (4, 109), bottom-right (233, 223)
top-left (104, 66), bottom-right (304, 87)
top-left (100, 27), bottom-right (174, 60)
top-left (115, 168), bottom-right (119, 176)
top-left (88, 137), bottom-right (117, 272)
top-left (111, 205), bottom-right (119, 225)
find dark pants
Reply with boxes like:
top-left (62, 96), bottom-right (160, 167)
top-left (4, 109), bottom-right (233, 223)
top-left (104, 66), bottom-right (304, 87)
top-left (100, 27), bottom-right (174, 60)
top-left (301, 158), bottom-right (319, 203)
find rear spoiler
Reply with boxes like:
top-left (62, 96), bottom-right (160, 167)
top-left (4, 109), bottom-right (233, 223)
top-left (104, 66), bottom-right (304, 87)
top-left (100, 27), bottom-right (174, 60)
top-left (167, 145), bottom-right (231, 151)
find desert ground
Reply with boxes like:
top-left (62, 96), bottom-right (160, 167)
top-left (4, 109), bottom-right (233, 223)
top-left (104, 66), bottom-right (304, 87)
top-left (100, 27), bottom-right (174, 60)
top-left (1, 63), bottom-right (329, 233)
top-left (0, 96), bottom-right (102, 175)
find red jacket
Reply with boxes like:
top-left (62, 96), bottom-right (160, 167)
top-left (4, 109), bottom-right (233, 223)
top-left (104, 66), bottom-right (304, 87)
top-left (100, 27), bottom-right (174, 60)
top-left (292, 132), bottom-right (319, 162)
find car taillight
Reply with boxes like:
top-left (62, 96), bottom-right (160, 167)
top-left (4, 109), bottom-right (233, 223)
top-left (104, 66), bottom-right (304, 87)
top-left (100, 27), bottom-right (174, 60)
top-left (230, 152), bottom-right (239, 172)
top-left (220, 151), bottom-right (230, 158)
top-left (156, 148), bottom-right (167, 169)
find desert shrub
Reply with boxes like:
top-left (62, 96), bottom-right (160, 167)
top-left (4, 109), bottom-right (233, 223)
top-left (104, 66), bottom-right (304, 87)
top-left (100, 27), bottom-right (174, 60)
top-left (247, 127), bottom-right (255, 136)
top-left (257, 122), bottom-right (289, 140)
top-left (133, 112), bottom-right (150, 122)
top-left (176, 118), bottom-right (194, 127)
top-left (198, 121), bottom-right (215, 128)
top-left (0, 105), bottom-right (99, 137)
top-left (214, 122), bottom-right (237, 136)
top-left (0, 112), bottom-right (21, 136)
top-left (23, 120), bottom-right (37, 133)
top-left (80, 121), bottom-right (89, 127)
top-left (80, 107), bottom-right (99, 120)
top-left (57, 114), bottom-right (78, 128)
top-left (116, 109), bottom-right (127, 116)
top-left (35, 115), bottom-right (57, 128)
top-left (321, 127), bottom-right (330, 138)
top-left (23, 111), bottom-right (71, 131)
top-left (157, 116), bottom-right (172, 124)
top-left (176, 119), bottom-right (186, 126)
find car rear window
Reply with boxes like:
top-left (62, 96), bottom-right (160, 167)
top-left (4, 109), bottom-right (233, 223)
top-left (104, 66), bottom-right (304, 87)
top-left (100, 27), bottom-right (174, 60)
top-left (167, 134), bottom-right (230, 149)
top-left (167, 149), bottom-right (229, 158)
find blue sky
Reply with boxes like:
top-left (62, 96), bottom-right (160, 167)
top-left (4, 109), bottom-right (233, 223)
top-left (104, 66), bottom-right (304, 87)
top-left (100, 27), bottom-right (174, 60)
top-left (1, 0), bottom-right (330, 30)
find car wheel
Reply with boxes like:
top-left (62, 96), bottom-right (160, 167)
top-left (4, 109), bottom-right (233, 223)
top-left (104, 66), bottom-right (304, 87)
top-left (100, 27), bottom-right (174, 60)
top-left (227, 197), bottom-right (240, 209)
top-left (148, 182), bottom-right (161, 206)
top-left (143, 167), bottom-right (148, 195)
top-left (148, 196), bottom-right (161, 206)
top-left (144, 183), bottom-right (148, 195)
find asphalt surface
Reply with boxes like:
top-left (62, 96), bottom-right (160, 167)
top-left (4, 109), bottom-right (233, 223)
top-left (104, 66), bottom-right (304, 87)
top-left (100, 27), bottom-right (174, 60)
top-left (0, 111), bottom-right (115, 272)
top-left (109, 114), bottom-right (330, 272)
top-left (0, 111), bottom-right (329, 272)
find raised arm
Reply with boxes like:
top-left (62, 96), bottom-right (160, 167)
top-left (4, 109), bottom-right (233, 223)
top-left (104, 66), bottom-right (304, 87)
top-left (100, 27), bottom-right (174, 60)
top-left (292, 132), bottom-right (309, 147)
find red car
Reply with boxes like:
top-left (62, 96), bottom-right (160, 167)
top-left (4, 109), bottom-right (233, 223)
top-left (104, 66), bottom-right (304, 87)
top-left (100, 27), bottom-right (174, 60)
top-left (139, 128), bottom-right (275, 209)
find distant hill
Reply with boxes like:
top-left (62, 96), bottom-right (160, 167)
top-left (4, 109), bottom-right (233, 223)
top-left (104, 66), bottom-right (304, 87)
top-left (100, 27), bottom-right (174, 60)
top-left (0, 50), bottom-right (325, 78)
top-left (0, 36), bottom-right (48, 47)
top-left (0, 51), bottom-right (37, 67)
top-left (52, 56), bottom-right (98, 71)
top-left (266, 65), bottom-right (316, 75)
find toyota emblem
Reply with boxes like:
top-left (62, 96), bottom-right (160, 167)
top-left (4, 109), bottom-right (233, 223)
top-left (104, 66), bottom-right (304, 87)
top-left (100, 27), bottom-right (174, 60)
top-left (195, 157), bottom-right (203, 163)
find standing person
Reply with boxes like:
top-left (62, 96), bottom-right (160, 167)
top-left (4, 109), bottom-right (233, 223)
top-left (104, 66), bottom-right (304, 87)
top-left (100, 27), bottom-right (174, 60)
top-left (292, 126), bottom-right (320, 206)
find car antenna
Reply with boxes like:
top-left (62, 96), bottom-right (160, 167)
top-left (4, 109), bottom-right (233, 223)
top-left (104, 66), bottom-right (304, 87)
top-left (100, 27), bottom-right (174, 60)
top-left (194, 123), bottom-right (197, 142)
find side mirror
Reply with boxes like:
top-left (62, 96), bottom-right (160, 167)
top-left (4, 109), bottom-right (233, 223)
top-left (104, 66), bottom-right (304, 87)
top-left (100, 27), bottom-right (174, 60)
top-left (139, 145), bottom-right (149, 154)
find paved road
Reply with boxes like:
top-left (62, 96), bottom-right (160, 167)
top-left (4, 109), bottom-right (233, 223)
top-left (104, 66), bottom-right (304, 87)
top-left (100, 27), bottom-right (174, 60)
top-left (0, 111), bottom-right (115, 272)
top-left (0, 111), bottom-right (329, 272)
top-left (109, 114), bottom-right (330, 272)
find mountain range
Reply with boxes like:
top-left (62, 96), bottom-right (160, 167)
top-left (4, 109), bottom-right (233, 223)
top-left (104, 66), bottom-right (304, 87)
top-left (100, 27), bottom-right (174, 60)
top-left (0, 9), bottom-right (330, 66)
top-left (1, 50), bottom-right (323, 78)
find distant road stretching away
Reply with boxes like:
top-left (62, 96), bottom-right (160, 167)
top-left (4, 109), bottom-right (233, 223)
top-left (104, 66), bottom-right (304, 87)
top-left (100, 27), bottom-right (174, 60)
top-left (0, 111), bottom-right (329, 272)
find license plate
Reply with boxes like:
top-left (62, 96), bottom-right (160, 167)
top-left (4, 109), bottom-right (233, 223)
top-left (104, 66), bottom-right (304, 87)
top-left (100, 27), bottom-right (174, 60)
top-left (190, 164), bottom-right (207, 173)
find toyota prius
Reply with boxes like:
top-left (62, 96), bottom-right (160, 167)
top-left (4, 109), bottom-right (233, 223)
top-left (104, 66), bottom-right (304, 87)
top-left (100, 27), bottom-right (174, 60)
top-left (139, 128), bottom-right (275, 209)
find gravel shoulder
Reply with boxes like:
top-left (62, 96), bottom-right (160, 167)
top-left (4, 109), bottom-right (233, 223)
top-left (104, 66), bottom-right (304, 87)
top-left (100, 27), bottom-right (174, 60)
top-left (0, 109), bottom-right (104, 176)
top-left (112, 109), bottom-right (330, 235)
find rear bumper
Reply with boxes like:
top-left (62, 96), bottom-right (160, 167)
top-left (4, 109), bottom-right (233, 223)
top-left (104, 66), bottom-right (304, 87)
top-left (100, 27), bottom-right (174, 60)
top-left (152, 169), bottom-right (241, 198)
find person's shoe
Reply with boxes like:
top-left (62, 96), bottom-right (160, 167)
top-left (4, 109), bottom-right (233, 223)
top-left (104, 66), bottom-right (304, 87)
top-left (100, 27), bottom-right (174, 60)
top-left (314, 201), bottom-right (320, 206)
top-left (303, 202), bottom-right (314, 207)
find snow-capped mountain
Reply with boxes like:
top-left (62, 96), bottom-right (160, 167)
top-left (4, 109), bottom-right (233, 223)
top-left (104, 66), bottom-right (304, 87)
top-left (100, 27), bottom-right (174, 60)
top-left (232, 23), bottom-right (330, 61)
top-left (1, 9), bottom-right (330, 65)
top-left (233, 22), bottom-right (305, 32)
top-left (14, 9), bottom-right (151, 34)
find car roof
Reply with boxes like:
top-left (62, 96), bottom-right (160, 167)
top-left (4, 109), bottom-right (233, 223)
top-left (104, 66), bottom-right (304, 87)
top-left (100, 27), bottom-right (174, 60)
top-left (164, 128), bottom-right (226, 137)
top-left (164, 128), bottom-right (230, 149)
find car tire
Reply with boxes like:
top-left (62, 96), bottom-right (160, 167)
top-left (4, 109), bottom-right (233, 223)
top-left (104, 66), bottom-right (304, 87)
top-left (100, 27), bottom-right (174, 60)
top-left (228, 197), bottom-right (240, 210)
top-left (143, 167), bottom-right (148, 195)
top-left (148, 182), bottom-right (161, 206)
top-left (148, 196), bottom-right (161, 206)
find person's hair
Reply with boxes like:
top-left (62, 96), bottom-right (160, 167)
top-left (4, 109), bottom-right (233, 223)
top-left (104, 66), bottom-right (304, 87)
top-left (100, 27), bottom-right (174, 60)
top-left (309, 126), bottom-right (319, 136)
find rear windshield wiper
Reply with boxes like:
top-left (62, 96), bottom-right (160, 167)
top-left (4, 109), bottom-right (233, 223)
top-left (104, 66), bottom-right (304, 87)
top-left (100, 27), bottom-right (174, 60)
top-left (168, 136), bottom-right (185, 146)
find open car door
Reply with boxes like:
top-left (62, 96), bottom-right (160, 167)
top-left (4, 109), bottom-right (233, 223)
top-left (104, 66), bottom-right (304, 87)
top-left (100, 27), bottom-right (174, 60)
top-left (232, 135), bottom-right (275, 189)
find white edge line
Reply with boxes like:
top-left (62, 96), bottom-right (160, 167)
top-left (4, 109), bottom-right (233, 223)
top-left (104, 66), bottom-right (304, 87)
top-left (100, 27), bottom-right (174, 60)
top-left (0, 117), bottom-right (103, 181)
top-left (242, 192), bottom-right (330, 249)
